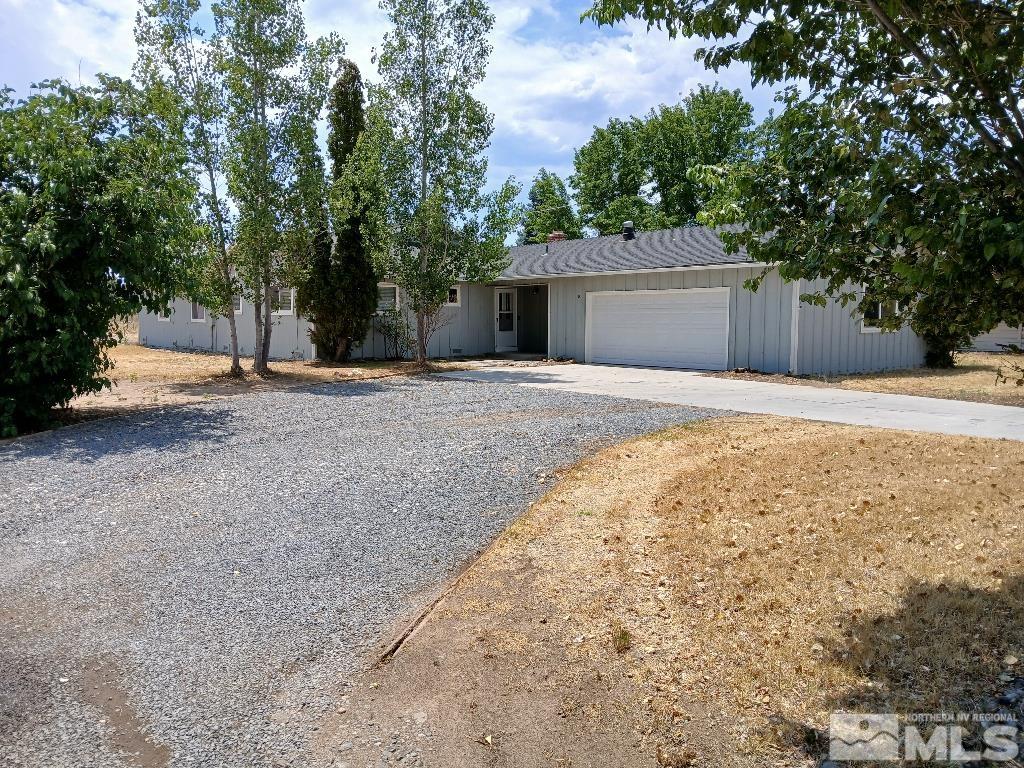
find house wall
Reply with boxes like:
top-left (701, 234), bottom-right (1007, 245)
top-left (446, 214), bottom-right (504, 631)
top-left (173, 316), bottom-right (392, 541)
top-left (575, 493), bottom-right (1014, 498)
top-left (139, 297), bottom-right (312, 360)
top-left (139, 272), bottom-right (927, 374)
top-left (794, 278), bottom-right (926, 376)
top-left (541, 268), bottom-right (925, 375)
top-left (544, 266), bottom-right (797, 373)
top-left (140, 282), bottom-right (495, 362)
top-left (971, 323), bottom-right (1023, 352)
top-left (348, 282), bottom-right (495, 359)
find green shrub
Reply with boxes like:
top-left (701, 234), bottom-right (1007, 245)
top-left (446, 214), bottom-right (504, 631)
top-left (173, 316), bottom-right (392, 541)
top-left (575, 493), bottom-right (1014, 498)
top-left (0, 79), bottom-right (198, 436)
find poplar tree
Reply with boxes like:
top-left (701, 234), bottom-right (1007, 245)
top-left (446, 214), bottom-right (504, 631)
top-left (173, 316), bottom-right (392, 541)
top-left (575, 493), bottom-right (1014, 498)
top-left (214, 0), bottom-right (341, 373)
top-left (370, 0), bottom-right (521, 362)
top-left (136, 0), bottom-right (243, 374)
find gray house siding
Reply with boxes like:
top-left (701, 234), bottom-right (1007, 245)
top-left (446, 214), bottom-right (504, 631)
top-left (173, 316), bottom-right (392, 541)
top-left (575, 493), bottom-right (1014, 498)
top-left (540, 265), bottom-right (797, 373)
top-left (138, 282), bottom-right (493, 363)
top-left (971, 323), bottom-right (1022, 352)
top-left (139, 271), bottom-right (927, 375)
top-left (139, 297), bottom-right (312, 360)
top-left (348, 282), bottom-right (494, 360)
top-left (794, 279), bottom-right (926, 376)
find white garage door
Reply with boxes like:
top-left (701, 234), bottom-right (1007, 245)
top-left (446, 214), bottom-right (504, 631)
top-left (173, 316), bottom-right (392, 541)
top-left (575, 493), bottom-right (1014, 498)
top-left (585, 288), bottom-right (730, 370)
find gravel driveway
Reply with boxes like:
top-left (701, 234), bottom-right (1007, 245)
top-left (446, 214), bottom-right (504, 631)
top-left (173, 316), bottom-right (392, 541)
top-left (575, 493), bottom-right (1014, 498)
top-left (0, 376), bottom-right (719, 768)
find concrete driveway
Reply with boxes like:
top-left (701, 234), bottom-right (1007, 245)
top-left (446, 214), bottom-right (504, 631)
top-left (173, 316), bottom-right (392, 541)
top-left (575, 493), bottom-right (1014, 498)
top-left (440, 364), bottom-right (1024, 441)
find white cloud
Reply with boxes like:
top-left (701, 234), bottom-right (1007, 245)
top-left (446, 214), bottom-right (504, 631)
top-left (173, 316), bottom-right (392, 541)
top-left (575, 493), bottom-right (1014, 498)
top-left (0, 0), bottom-right (137, 90)
top-left (1, 0), bottom-right (768, 191)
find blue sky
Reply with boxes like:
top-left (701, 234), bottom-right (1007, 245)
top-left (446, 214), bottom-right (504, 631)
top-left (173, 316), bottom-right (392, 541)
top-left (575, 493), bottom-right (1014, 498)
top-left (1, 0), bottom-right (778, 193)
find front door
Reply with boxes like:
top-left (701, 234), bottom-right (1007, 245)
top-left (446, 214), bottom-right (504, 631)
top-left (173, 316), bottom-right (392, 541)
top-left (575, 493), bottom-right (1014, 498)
top-left (494, 288), bottom-right (517, 352)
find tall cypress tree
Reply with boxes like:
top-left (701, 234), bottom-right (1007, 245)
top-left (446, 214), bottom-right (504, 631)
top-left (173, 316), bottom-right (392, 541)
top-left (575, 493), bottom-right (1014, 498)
top-left (297, 59), bottom-right (378, 362)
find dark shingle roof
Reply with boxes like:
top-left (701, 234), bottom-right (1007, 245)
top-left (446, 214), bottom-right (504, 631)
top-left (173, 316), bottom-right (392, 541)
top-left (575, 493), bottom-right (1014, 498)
top-left (499, 225), bottom-right (751, 279)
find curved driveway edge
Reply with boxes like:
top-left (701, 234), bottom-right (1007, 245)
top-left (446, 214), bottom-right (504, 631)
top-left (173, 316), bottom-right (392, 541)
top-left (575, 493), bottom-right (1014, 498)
top-left (439, 364), bottom-right (1024, 441)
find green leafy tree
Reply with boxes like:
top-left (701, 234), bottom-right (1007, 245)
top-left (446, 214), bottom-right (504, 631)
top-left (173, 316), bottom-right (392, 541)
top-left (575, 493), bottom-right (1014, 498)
top-left (135, 0), bottom-right (243, 374)
top-left (214, 0), bottom-right (341, 373)
top-left (571, 116), bottom-right (661, 234)
top-left (520, 168), bottom-right (582, 243)
top-left (645, 84), bottom-right (753, 225)
top-left (585, 0), bottom-right (1024, 366)
top-left (294, 59), bottom-right (378, 361)
top-left (0, 79), bottom-right (198, 436)
top-left (370, 0), bottom-right (522, 362)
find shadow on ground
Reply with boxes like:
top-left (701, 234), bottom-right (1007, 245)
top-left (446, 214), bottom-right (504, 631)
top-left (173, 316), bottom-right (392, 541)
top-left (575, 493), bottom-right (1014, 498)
top-left (0, 405), bottom-right (238, 464)
top-left (777, 576), bottom-right (1024, 764)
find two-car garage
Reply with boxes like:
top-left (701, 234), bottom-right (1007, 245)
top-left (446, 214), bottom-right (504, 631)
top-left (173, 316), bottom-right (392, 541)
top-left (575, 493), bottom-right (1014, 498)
top-left (584, 288), bottom-right (731, 370)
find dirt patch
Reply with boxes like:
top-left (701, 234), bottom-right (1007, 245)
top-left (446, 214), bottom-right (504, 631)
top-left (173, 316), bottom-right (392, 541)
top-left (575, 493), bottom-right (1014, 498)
top-left (82, 660), bottom-right (170, 768)
top-left (61, 344), bottom-right (464, 424)
top-left (313, 416), bottom-right (1024, 767)
top-left (709, 351), bottom-right (1024, 407)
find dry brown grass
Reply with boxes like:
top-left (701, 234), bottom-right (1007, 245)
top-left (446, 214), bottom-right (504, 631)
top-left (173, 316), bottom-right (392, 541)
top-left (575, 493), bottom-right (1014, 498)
top-left (65, 344), bottom-right (468, 422)
top-left (320, 416), bottom-right (1024, 767)
top-left (713, 351), bottom-right (1024, 407)
top-left (103, 343), bottom-right (424, 385)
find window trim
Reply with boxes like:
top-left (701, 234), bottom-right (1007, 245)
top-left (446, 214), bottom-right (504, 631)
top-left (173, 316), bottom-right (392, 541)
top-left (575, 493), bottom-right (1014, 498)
top-left (190, 301), bottom-right (206, 323)
top-left (376, 283), bottom-right (400, 315)
top-left (271, 287), bottom-right (294, 316)
top-left (445, 284), bottom-right (462, 307)
top-left (860, 298), bottom-right (900, 335)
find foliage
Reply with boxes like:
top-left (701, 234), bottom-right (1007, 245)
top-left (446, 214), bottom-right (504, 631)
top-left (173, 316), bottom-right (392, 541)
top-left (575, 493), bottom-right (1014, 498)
top-left (585, 0), bottom-right (1024, 366)
top-left (374, 306), bottom-right (414, 359)
top-left (571, 116), bottom-right (657, 235)
top-left (135, 0), bottom-right (243, 373)
top-left (519, 168), bottom-right (582, 243)
top-left (0, 79), bottom-right (198, 436)
top-left (214, 0), bottom-right (342, 372)
top-left (368, 0), bottom-right (522, 361)
top-left (295, 59), bottom-right (379, 362)
top-left (995, 346), bottom-right (1024, 389)
top-left (570, 86), bottom-right (754, 234)
top-left (644, 85), bottom-right (754, 225)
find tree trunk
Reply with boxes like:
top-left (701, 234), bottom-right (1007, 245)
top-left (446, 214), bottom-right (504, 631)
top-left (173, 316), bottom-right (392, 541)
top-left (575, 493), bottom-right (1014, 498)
top-left (219, 258), bottom-right (242, 375)
top-left (253, 285), bottom-right (265, 374)
top-left (261, 269), bottom-right (273, 371)
top-left (416, 309), bottom-right (428, 363)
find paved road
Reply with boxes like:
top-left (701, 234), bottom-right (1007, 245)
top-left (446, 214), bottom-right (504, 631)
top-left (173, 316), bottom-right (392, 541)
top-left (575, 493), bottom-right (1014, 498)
top-left (0, 377), bottom-right (717, 768)
top-left (440, 364), bottom-right (1024, 441)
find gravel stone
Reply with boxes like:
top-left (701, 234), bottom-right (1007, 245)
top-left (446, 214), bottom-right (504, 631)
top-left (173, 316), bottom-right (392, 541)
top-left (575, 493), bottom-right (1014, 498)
top-left (0, 375), bottom-right (722, 767)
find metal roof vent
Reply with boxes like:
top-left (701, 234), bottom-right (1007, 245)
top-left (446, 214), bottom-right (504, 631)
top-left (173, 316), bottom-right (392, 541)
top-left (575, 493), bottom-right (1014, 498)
top-left (622, 221), bottom-right (635, 240)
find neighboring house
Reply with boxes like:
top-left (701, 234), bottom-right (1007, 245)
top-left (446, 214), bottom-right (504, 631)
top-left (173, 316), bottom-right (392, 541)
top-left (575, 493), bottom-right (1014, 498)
top-left (972, 323), bottom-right (1023, 352)
top-left (138, 224), bottom-right (927, 375)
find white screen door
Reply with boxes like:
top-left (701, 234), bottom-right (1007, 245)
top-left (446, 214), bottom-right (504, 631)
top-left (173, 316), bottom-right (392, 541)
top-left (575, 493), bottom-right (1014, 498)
top-left (494, 288), bottom-right (517, 352)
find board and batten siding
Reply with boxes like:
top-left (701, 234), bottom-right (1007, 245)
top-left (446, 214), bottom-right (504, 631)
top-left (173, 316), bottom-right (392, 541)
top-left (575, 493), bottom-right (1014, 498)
top-left (139, 296), bottom-right (312, 360)
top-left (140, 282), bottom-right (493, 362)
top-left (971, 323), bottom-right (1023, 352)
top-left (546, 266), bottom-right (796, 373)
top-left (348, 282), bottom-right (493, 360)
top-left (794, 278), bottom-right (925, 376)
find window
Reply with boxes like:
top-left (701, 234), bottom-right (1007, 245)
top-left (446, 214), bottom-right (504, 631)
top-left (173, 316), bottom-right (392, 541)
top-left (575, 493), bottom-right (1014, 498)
top-left (861, 298), bottom-right (900, 333)
top-left (377, 284), bottom-right (398, 313)
top-left (191, 301), bottom-right (206, 322)
top-left (232, 295), bottom-right (242, 315)
top-left (157, 307), bottom-right (171, 322)
top-left (271, 286), bottom-right (294, 315)
top-left (445, 285), bottom-right (461, 307)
